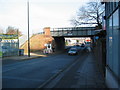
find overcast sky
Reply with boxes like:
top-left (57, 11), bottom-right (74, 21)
top-left (0, 0), bottom-right (90, 35)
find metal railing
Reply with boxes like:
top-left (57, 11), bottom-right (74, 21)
top-left (50, 27), bottom-right (96, 37)
top-left (36, 27), bottom-right (102, 37)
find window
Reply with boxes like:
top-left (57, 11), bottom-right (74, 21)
top-left (112, 10), bottom-right (119, 77)
top-left (108, 15), bottom-right (113, 69)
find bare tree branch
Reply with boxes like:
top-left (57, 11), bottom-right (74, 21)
top-left (70, 0), bottom-right (104, 28)
top-left (6, 26), bottom-right (22, 36)
top-left (0, 28), bottom-right (4, 34)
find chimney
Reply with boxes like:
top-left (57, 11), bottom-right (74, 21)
top-left (43, 27), bottom-right (51, 36)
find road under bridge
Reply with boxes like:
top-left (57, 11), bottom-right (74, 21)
top-left (43, 27), bottom-right (102, 51)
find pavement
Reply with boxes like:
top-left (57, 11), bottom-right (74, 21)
top-left (2, 51), bottom-right (63, 65)
top-left (38, 52), bottom-right (107, 88)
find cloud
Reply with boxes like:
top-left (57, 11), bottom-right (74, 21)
top-left (0, 0), bottom-right (89, 35)
top-left (30, 0), bottom-right (89, 3)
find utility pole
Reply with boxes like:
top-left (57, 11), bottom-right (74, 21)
top-left (27, 0), bottom-right (30, 57)
top-left (17, 29), bottom-right (19, 56)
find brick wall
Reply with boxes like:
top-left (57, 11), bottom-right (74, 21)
top-left (44, 27), bottom-right (51, 36)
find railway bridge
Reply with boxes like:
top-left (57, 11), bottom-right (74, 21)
top-left (43, 27), bottom-right (101, 50)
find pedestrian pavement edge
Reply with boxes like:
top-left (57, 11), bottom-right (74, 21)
top-left (36, 52), bottom-right (85, 89)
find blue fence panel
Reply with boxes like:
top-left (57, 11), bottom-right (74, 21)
top-left (1, 42), bottom-right (19, 57)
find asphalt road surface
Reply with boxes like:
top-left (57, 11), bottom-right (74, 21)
top-left (2, 52), bottom-right (82, 88)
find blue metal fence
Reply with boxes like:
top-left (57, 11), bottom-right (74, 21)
top-left (1, 42), bottom-right (19, 57)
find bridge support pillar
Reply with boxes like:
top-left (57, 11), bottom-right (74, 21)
top-left (54, 37), bottom-right (65, 51)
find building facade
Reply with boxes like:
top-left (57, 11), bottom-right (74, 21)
top-left (104, 1), bottom-right (120, 88)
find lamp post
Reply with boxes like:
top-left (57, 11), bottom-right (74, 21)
top-left (27, 0), bottom-right (30, 57)
top-left (17, 29), bottom-right (19, 56)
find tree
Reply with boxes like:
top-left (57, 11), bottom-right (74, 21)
top-left (70, 0), bottom-right (104, 29)
top-left (6, 26), bottom-right (22, 36)
top-left (0, 28), bottom-right (4, 34)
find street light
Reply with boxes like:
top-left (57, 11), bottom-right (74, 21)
top-left (17, 29), bottom-right (19, 56)
top-left (27, 0), bottom-right (30, 57)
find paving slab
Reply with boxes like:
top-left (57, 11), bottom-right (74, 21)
top-left (48, 52), bottom-right (107, 88)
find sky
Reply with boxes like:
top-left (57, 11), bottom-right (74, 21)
top-left (0, 0), bottom-right (90, 35)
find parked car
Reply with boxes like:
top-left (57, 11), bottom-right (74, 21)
top-left (80, 43), bottom-right (85, 47)
top-left (73, 45), bottom-right (81, 51)
top-left (85, 42), bottom-right (91, 47)
top-left (85, 46), bottom-right (92, 52)
top-left (68, 48), bottom-right (78, 55)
